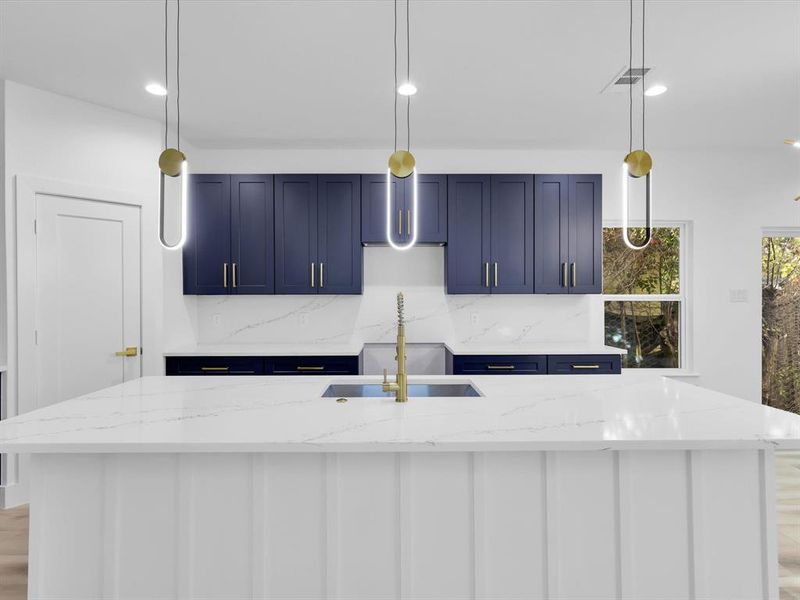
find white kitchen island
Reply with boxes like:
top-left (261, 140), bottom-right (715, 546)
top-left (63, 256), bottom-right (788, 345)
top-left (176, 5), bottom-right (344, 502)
top-left (2, 374), bottom-right (799, 600)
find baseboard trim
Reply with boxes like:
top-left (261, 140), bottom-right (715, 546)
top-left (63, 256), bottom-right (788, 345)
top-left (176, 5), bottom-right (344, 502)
top-left (0, 483), bottom-right (27, 509)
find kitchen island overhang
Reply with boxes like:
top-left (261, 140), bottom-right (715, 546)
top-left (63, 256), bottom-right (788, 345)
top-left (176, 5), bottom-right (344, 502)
top-left (3, 374), bottom-right (798, 600)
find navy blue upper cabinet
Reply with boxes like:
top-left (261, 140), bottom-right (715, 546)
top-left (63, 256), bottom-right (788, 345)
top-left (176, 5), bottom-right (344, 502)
top-left (361, 174), bottom-right (403, 244)
top-left (534, 174), bottom-right (602, 294)
top-left (489, 175), bottom-right (534, 293)
top-left (275, 175), bottom-right (318, 295)
top-left (360, 173), bottom-right (447, 245)
top-left (276, 175), bottom-right (362, 295)
top-left (231, 175), bottom-right (274, 294)
top-left (317, 175), bottom-right (362, 294)
top-left (410, 174), bottom-right (447, 244)
top-left (446, 175), bottom-right (532, 294)
top-left (446, 175), bottom-right (491, 293)
top-left (183, 174), bottom-right (231, 295)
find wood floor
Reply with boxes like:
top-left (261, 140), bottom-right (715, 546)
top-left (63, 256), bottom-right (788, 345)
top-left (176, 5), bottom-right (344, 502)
top-left (0, 453), bottom-right (798, 600)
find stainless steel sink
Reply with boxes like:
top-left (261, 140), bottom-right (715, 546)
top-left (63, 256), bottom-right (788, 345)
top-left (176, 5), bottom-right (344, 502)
top-left (322, 383), bottom-right (481, 398)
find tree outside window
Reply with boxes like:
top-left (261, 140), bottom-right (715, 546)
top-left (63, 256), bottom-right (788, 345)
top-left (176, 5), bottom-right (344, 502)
top-left (603, 227), bottom-right (683, 369)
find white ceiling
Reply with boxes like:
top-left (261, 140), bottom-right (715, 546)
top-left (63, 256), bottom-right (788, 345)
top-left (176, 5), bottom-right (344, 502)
top-left (1, 0), bottom-right (798, 150)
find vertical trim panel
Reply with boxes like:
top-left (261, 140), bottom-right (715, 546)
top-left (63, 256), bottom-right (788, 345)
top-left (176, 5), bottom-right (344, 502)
top-left (473, 452), bottom-right (486, 600)
top-left (759, 451), bottom-right (778, 600)
top-left (102, 455), bottom-right (119, 600)
top-left (252, 454), bottom-right (267, 599)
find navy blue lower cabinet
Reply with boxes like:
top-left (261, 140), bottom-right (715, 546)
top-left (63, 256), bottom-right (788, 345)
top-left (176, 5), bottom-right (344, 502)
top-left (447, 354), bottom-right (547, 375)
top-left (547, 354), bottom-right (621, 375)
top-left (269, 356), bottom-right (360, 375)
top-left (165, 356), bottom-right (266, 376)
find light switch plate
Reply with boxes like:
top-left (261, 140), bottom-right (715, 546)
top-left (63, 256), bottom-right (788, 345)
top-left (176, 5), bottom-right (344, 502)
top-left (729, 289), bottom-right (748, 303)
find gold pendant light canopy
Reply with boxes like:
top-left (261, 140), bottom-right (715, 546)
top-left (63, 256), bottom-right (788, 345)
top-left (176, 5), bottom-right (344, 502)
top-left (623, 149), bottom-right (652, 178)
top-left (388, 150), bottom-right (416, 179)
top-left (159, 148), bottom-right (186, 178)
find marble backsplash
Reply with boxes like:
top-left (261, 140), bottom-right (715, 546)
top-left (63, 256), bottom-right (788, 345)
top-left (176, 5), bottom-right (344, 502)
top-left (194, 247), bottom-right (596, 347)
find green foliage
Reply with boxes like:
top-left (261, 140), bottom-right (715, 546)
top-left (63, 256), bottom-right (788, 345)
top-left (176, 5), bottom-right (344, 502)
top-left (603, 227), bottom-right (680, 295)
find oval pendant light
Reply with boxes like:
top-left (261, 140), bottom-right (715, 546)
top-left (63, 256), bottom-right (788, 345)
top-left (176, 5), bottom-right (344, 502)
top-left (621, 0), bottom-right (653, 250)
top-left (158, 0), bottom-right (189, 250)
top-left (386, 0), bottom-right (418, 250)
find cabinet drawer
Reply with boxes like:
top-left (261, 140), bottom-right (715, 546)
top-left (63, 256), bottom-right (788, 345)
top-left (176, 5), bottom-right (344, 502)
top-left (166, 356), bottom-right (265, 376)
top-left (450, 355), bottom-right (547, 375)
top-left (547, 354), bottom-right (621, 375)
top-left (269, 356), bottom-right (359, 376)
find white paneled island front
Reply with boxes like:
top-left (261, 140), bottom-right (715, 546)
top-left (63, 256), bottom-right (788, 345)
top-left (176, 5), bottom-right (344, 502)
top-left (2, 374), bottom-right (799, 600)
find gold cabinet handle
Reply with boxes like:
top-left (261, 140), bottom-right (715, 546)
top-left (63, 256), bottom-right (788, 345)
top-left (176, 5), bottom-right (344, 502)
top-left (407, 209), bottom-right (411, 236)
top-left (484, 262), bottom-right (490, 288)
top-left (297, 366), bottom-right (325, 371)
top-left (571, 262), bottom-right (577, 287)
top-left (232, 263), bottom-right (237, 288)
top-left (223, 263), bottom-right (228, 288)
top-left (311, 262), bottom-right (316, 288)
top-left (319, 262), bottom-right (324, 288)
top-left (562, 262), bottom-right (568, 287)
top-left (115, 346), bottom-right (138, 357)
top-left (494, 262), bottom-right (499, 287)
top-left (398, 209), bottom-right (403, 236)
top-left (201, 366), bottom-right (230, 372)
top-left (487, 365), bottom-right (515, 370)
top-left (572, 364), bottom-right (600, 370)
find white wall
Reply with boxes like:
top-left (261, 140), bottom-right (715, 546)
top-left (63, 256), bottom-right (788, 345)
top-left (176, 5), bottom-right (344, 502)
top-left (179, 146), bottom-right (800, 403)
top-left (0, 81), bottom-right (169, 503)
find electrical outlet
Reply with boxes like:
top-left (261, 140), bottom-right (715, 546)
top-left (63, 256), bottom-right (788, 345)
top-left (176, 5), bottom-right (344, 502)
top-left (470, 312), bottom-right (480, 325)
top-left (298, 313), bottom-right (310, 327)
top-left (211, 313), bottom-right (222, 327)
top-left (729, 289), bottom-right (748, 303)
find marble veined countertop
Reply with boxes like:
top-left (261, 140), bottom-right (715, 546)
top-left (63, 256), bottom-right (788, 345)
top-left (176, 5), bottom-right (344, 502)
top-left (1, 375), bottom-right (799, 453)
top-left (163, 342), bottom-right (625, 356)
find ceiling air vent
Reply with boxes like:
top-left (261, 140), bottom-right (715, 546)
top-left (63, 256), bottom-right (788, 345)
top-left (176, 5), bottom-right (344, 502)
top-left (601, 67), bottom-right (653, 94)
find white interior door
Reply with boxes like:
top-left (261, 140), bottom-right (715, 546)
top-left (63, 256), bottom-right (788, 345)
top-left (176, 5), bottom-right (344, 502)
top-left (34, 195), bottom-right (141, 409)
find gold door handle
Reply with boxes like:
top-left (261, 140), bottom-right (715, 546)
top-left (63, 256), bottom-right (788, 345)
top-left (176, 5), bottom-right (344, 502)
top-left (319, 263), bottom-right (324, 288)
top-left (201, 366), bottom-right (230, 372)
top-left (398, 209), bottom-right (403, 236)
top-left (571, 263), bottom-right (577, 287)
top-left (297, 366), bottom-right (325, 371)
top-left (407, 209), bottom-right (411, 236)
top-left (494, 262), bottom-right (499, 287)
top-left (223, 263), bottom-right (228, 288)
top-left (562, 262), bottom-right (568, 287)
top-left (115, 346), bottom-right (138, 357)
top-left (311, 262), bottom-right (316, 288)
top-left (572, 364), bottom-right (600, 370)
top-left (487, 365), bottom-right (515, 370)
top-left (484, 262), bottom-right (490, 288)
top-left (232, 263), bottom-right (237, 288)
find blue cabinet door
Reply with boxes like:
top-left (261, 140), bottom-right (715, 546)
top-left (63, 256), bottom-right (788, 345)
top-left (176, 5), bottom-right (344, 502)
top-left (406, 174), bottom-right (447, 244)
top-left (317, 175), bottom-right (362, 294)
top-left (183, 174), bottom-right (231, 294)
top-left (446, 175), bottom-right (491, 293)
top-left (231, 175), bottom-right (274, 295)
top-left (275, 175), bottom-right (318, 294)
top-left (361, 173), bottom-right (404, 244)
top-left (568, 175), bottom-right (602, 294)
top-left (489, 175), bottom-right (534, 293)
top-left (534, 175), bottom-right (570, 294)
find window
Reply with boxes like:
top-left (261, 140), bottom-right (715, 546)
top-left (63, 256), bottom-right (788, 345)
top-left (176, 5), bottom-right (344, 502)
top-left (603, 226), bottom-right (686, 369)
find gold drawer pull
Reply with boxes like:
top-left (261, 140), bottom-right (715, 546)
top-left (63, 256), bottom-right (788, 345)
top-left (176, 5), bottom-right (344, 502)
top-left (232, 263), bottom-right (238, 288)
top-left (562, 262), bottom-right (568, 287)
top-left (572, 364), bottom-right (600, 370)
top-left (484, 262), bottom-right (490, 288)
top-left (571, 262), bottom-right (577, 287)
top-left (223, 263), bottom-right (228, 288)
top-left (201, 366), bottom-right (230, 372)
top-left (487, 365), bottom-right (515, 370)
top-left (115, 346), bottom-right (138, 357)
top-left (297, 366), bottom-right (325, 371)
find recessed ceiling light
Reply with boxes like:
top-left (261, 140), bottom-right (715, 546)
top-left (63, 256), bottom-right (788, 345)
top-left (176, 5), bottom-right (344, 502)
top-left (397, 82), bottom-right (417, 96)
top-left (644, 83), bottom-right (668, 97)
top-left (145, 83), bottom-right (168, 96)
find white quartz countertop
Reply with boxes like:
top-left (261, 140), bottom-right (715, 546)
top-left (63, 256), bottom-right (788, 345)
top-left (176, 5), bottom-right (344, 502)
top-left (1, 375), bottom-right (799, 453)
top-left (163, 342), bottom-right (625, 357)
top-left (443, 342), bottom-right (626, 355)
top-left (163, 343), bottom-right (364, 357)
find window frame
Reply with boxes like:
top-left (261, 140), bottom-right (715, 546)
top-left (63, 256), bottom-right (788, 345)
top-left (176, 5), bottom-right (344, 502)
top-left (601, 220), bottom-right (693, 375)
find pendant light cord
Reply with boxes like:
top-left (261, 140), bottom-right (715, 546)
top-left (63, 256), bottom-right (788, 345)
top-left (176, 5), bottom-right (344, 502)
top-left (406, 0), bottom-right (410, 152)
top-left (164, 0), bottom-right (168, 150)
top-left (176, 0), bottom-right (181, 151)
top-left (393, 0), bottom-right (397, 153)
top-left (642, 0), bottom-right (646, 150)
top-left (628, 0), bottom-right (633, 154)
